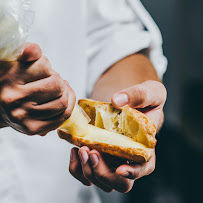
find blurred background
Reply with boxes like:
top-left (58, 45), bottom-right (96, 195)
top-left (127, 0), bottom-right (203, 202)
top-left (100, 0), bottom-right (203, 202)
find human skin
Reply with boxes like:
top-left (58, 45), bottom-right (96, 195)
top-left (0, 45), bottom-right (167, 193)
top-left (69, 54), bottom-right (167, 193)
top-left (0, 43), bottom-right (76, 135)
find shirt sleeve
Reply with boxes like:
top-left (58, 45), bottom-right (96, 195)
top-left (86, 0), bottom-right (167, 96)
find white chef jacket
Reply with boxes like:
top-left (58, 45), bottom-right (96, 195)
top-left (0, 0), bottom-right (167, 203)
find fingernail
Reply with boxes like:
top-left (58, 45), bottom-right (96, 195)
top-left (121, 172), bottom-right (130, 178)
top-left (114, 93), bottom-right (128, 107)
top-left (79, 151), bottom-right (88, 165)
top-left (70, 149), bottom-right (77, 161)
top-left (90, 154), bottom-right (99, 167)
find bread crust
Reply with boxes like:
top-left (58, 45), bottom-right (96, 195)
top-left (58, 99), bottom-right (156, 163)
top-left (126, 106), bottom-right (157, 148)
top-left (58, 129), bottom-right (153, 163)
top-left (79, 99), bottom-right (157, 148)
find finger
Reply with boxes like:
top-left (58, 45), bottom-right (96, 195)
top-left (145, 108), bottom-right (163, 129)
top-left (28, 90), bottom-right (69, 120)
top-left (18, 43), bottom-right (42, 62)
top-left (31, 83), bottom-right (75, 134)
top-left (1, 55), bottom-right (51, 85)
top-left (13, 81), bottom-right (75, 135)
top-left (23, 72), bottom-right (65, 104)
top-left (69, 148), bottom-right (92, 186)
top-left (18, 56), bottom-right (52, 84)
top-left (22, 107), bottom-right (72, 135)
top-left (78, 147), bottom-right (113, 193)
top-left (111, 80), bottom-right (167, 109)
top-left (101, 153), bottom-right (129, 169)
top-left (63, 81), bottom-right (76, 116)
top-left (116, 151), bottom-right (156, 180)
top-left (89, 150), bottom-right (133, 193)
top-left (28, 82), bottom-right (76, 120)
top-left (39, 107), bottom-right (73, 135)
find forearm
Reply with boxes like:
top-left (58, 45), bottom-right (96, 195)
top-left (91, 53), bottom-right (160, 101)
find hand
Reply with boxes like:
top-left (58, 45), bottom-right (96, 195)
top-left (69, 80), bottom-right (166, 193)
top-left (0, 43), bottom-right (76, 135)
top-left (112, 80), bottom-right (167, 132)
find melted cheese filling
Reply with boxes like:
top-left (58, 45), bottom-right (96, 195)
top-left (60, 105), bottom-right (147, 149)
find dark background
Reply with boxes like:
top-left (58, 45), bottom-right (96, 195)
top-left (127, 0), bottom-right (203, 202)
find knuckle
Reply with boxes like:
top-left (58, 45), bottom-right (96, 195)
top-left (82, 181), bottom-right (92, 187)
top-left (121, 186), bottom-right (132, 194)
top-left (59, 95), bottom-right (69, 109)
top-left (69, 164), bottom-right (82, 179)
top-left (72, 93), bottom-right (76, 106)
top-left (103, 188), bottom-right (114, 193)
top-left (83, 170), bottom-right (92, 181)
top-left (148, 164), bottom-right (156, 175)
top-left (0, 89), bottom-right (18, 106)
top-left (62, 108), bottom-right (71, 120)
top-left (69, 90), bottom-right (76, 103)
top-left (10, 109), bottom-right (27, 122)
top-left (69, 165), bottom-right (75, 176)
top-left (51, 73), bottom-right (64, 94)
top-left (119, 181), bottom-right (133, 193)
top-left (26, 128), bottom-right (37, 135)
top-left (24, 124), bottom-right (41, 135)
top-left (95, 171), bottom-right (107, 181)
top-left (135, 86), bottom-right (147, 106)
top-left (1, 94), bottom-right (14, 106)
top-left (40, 56), bottom-right (51, 70)
top-left (132, 171), bottom-right (140, 179)
top-left (36, 56), bottom-right (52, 77)
top-left (42, 64), bottom-right (51, 77)
top-left (160, 83), bottom-right (167, 102)
top-left (52, 71), bottom-right (60, 79)
top-left (148, 80), bottom-right (167, 103)
top-left (42, 57), bottom-right (51, 75)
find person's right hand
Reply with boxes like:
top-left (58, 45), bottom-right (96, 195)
top-left (0, 43), bottom-right (76, 135)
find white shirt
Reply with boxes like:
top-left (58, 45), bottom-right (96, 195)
top-left (0, 0), bottom-right (167, 203)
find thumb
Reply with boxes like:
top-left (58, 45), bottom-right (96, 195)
top-left (111, 80), bottom-right (167, 109)
top-left (17, 43), bottom-right (42, 62)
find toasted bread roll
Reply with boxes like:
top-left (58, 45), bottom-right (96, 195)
top-left (58, 99), bottom-right (156, 163)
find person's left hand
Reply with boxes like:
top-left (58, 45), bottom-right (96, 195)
top-left (69, 80), bottom-right (167, 193)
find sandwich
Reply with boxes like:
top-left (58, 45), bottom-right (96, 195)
top-left (57, 99), bottom-right (156, 163)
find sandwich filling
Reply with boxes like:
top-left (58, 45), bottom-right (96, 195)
top-left (60, 104), bottom-right (149, 149)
